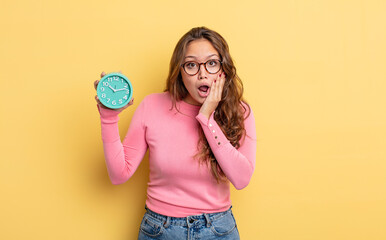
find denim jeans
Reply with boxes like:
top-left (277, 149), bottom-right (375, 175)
top-left (137, 206), bottom-right (240, 240)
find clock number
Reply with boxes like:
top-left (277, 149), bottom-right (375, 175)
top-left (107, 98), bottom-right (110, 102)
top-left (119, 99), bottom-right (123, 104)
top-left (126, 90), bottom-right (130, 94)
top-left (100, 87), bottom-right (105, 91)
top-left (123, 95), bottom-right (127, 100)
top-left (103, 82), bottom-right (108, 86)
top-left (112, 100), bottom-right (116, 105)
top-left (101, 93), bottom-right (106, 98)
top-left (108, 77), bottom-right (112, 82)
top-left (124, 83), bottom-right (128, 88)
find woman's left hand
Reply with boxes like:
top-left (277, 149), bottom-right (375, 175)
top-left (199, 72), bottom-right (226, 119)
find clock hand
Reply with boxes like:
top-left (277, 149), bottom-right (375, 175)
top-left (115, 88), bottom-right (129, 92)
top-left (108, 85), bottom-right (116, 92)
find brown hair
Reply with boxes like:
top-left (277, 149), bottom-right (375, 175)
top-left (164, 26), bottom-right (250, 182)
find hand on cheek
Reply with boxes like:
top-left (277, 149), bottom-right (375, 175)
top-left (199, 72), bottom-right (226, 119)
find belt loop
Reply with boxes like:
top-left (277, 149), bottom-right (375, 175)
top-left (163, 216), bottom-right (171, 228)
top-left (203, 213), bottom-right (211, 227)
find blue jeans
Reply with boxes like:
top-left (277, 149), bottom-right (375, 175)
top-left (137, 206), bottom-right (240, 240)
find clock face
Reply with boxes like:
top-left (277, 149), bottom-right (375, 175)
top-left (97, 73), bottom-right (133, 109)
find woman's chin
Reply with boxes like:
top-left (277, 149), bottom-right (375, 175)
top-left (193, 95), bottom-right (206, 105)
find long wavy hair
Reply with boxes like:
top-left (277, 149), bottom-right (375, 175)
top-left (165, 26), bottom-right (250, 182)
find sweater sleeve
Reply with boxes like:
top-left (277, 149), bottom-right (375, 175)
top-left (97, 99), bottom-right (148, 185)
top-left (195, 105), bottom-right (257, 190)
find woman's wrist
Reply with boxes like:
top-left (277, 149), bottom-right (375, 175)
top-left (198, 109), bottom-right (211, 120)
top-left (97, 104), bottom-right (121, 123)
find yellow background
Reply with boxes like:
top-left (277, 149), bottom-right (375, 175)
top-left (1, 0), bottom-right (385, 239)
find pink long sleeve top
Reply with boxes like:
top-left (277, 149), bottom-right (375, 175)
top-left (98, 92), bottom-right (257, 217)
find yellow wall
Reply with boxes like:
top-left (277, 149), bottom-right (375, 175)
top-left (1, 0), bottom-right (385, 239)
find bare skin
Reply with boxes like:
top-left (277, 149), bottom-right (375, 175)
top-left (181, 39), bottom-right (226, 119)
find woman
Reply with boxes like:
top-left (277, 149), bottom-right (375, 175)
top-left (94, 26), bottom-right (257, 240)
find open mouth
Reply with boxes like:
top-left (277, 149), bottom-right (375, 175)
top-left (198, 85), bottom-right (210, 97)
top-left (198, 85), bottom-right (209, 93)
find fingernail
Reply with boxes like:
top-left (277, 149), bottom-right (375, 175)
top-left (219, 73), bottom-right (222, 77)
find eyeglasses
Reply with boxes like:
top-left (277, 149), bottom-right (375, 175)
top-left (181, 59), bottom-right (222, 76)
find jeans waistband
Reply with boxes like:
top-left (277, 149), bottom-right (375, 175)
top-left (144, 206), bottom-right (233, 228)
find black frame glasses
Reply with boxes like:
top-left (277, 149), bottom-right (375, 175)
top-left (181, 59), bottom-right (222, 76)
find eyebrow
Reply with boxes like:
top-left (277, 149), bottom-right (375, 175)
top-left (184, 54), bottom-right (220, 60)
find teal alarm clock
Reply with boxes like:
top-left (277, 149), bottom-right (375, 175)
top-left (97, 72), bottom-right (133, 109)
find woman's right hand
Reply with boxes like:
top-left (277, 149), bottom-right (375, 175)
top-left (94, 71), bottom-right (134, 112)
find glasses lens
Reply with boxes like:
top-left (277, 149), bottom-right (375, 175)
top-left (205, 60), bottom-right (221, 73)
top-left (184, 62), bottom-right (199, 75)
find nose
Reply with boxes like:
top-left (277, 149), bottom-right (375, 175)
top-left (197, 64), bottom-right (208, 80)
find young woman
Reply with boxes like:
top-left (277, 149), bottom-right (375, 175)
top-left (94, 26), bottom-right (257, 240)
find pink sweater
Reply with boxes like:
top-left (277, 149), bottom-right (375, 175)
top-left (98, 92), bottom-right (257, 217)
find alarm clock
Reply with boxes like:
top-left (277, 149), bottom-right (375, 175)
top-left (96, 72), bottom-right (133, 109)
